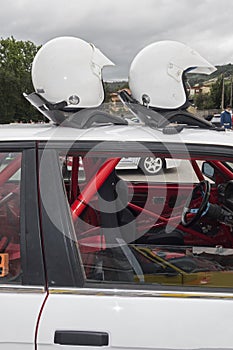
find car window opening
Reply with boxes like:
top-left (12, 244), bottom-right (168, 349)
top-left (0, 153), bottom-right (22, 284)
top-left (58, 149), bottom-right (233, 289)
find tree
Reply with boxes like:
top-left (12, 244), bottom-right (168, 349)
top-left (103, 81), bottom-right (128, 102)
top-left (209, 75), bottom-right (233, 109)
top-left (0, 36), bottom-right (42, 123)
top-left (194, 92), bottom-right (213, 110)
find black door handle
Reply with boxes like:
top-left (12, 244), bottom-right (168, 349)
top-left (54, 330), bottom-right (109, 346)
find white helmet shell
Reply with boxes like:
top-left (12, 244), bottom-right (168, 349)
top-left (32, 36), bottom-right (114, 108)
top-left (129, 40), bottom-right (216, 109)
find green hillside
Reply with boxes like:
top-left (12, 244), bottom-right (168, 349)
top-left (187, 63), bottom-right (233, 86)
top-left (103, 64), bottom-right (233, 90)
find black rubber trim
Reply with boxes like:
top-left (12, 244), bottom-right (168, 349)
top-left (38, 140), bottom-right (233, 159)
top-left (0, 141), bottom-right (36, 150)
top-left (54, 330), bottom-right (109, 346)
top-left (38, 149), bottom-right (84, 287)
top-left (20, 147), bottom-right (45, 285)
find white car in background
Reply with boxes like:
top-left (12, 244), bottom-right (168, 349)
top-left (117, 156), bottom-right (179, 175)
top-left (211, 113), bottom-right (221, 127)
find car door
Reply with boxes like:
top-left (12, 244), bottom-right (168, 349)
top-left (0, 144), bottom-right (46, 349)
top-left (36, 145), bottom-right (233, 350)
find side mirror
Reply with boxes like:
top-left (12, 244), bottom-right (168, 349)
top-left (202, 162), bottom-right (215, 180)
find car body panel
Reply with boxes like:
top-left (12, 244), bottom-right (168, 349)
top-left (0, 124), bottom-right (233, 147)
top-left (37, 290), bottom-right (233, 350)
top-left (0, 288), bottom-right (46, 349)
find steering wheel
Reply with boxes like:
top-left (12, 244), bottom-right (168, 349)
top-left (181, 180), bottom-right (211, 227)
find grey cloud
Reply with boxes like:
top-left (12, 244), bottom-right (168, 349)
top-left (1, 0), bottom-right (233, 79)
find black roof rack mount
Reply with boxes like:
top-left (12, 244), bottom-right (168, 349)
top-left (24, 89), bottom-right (223, 132)
top-left (23, 92), bottom-right (67, 124)
top-left (118, 89), bottom-right (223, 132)
top-left (63, 109), bottom-right (128, 129)
top-left (24, 92), bottom-right (128, 128)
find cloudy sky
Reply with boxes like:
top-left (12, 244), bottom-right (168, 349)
top-left (1, 0), bottom-right (233, 80)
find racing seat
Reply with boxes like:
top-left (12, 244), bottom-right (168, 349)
top-left (98, 170), bottom-right (184, 247)
top-left (92, 170), bottom-right (138, 282)
top-left (86, 169), bottom-right (185, 281)
top-left (97, 170), bottom-right (137, 244)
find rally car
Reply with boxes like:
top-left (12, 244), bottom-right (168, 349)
top-left (1, 110), bottom-right (233, 349)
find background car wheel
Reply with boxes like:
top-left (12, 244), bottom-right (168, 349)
top-left (139, 157), bottom-right (166, 175)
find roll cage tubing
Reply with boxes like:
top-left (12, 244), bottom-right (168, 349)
top-left (71, 158), bottom-right (233, 220)
top-left (70, 157), bottom-right (233, 245)
top-left (213, 161), bottom-right (233, 179)
top-left (0, 154), bottom-right (22, 186)
top-left (71, 157), bottom-right (121, 220)
top-left (191, 160), bottom-right (204, 181)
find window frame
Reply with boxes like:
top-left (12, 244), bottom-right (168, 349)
top-left (0, 142), bottom-right (45, 287)
top-left (38, 140), bottom-right (233, 293)
top-left (38, 148), bottom-right (84, 288)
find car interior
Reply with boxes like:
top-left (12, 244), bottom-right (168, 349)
top-left (60, 150), bottom-right (233, 288)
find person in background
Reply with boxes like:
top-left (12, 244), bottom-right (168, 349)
top-left (220, 105), bottom-right (232, 129)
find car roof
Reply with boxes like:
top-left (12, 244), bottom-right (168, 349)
top-left (0, 122), bottom-right (232, 147)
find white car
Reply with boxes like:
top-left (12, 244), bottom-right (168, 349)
top-left (1, 108), bottom-right (233, 349)
top-left (116, 156), bottom-right (179, 174)
top-left (211, 113), bottom-right (221, 127)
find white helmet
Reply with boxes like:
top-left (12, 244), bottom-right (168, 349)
top-left (129, 40), bottom-right (216, 109)
top-left (32, 36), bottom-right (114, 108)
